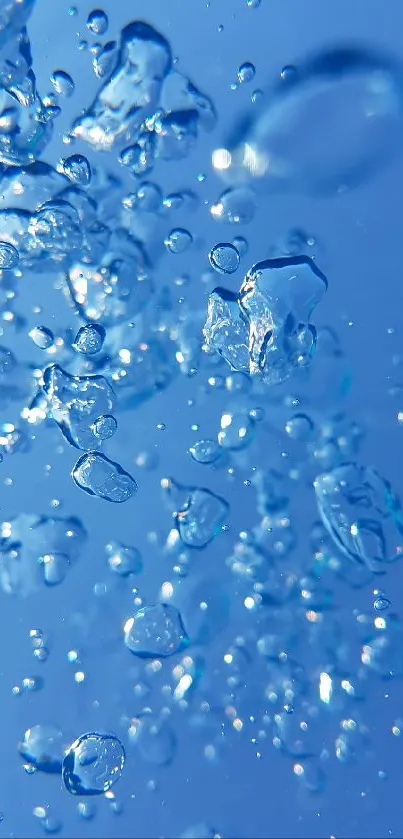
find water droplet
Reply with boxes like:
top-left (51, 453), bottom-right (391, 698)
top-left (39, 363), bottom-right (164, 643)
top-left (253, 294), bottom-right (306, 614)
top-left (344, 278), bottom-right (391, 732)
top-left (62, 733), bottom-right (125, 795)
top-left (165, 228), bottom-right (193, 254)
top-left (29, 326), bottom-right (54, 349)
top-left (86, 9), bottom-right (108, 35)
top-left (164, 478), bottom-right (229, 548)
top-left (50, 70), bottom-right (75, 97)
top-left (72, 323), bottom-right (106, 355)
top-left (72, 452), bottom-right (137, 503)
top-left (374, 594), bottom-right (391, 612)
top-left (0, 241), bottom-right (19, 270)
top-left (124, 603), bottom-right (187, 658)
top-left (19, 725), bottom-right (66, 773)
top-left (238, 62), bottom-right (256, 84)
top-left (209, 243), bottom-right (240, 274)
top-left (62, 154), bottom-right (92, 186)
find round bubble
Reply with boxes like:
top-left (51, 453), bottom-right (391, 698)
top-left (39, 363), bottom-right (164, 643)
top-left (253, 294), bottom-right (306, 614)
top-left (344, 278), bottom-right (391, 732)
top-left (124, 603), bottom-right (187, 658)
top-left (62, 732), bottom-right (125, 795)
top-left (0, 241), bottom-right (19, 270)
top-left (209, 243), bottom-right (240, 274)
top-left (165, 228), bottom-right (193, 254)
top-left (19, 725), bottom-right (65, 773)
top-left (238, 62), bottom-right (256, 84)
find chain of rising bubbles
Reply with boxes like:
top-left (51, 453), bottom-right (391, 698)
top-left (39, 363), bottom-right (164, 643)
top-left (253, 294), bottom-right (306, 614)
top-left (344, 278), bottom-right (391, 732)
top-left (0, 0), bottom-right (403, 832)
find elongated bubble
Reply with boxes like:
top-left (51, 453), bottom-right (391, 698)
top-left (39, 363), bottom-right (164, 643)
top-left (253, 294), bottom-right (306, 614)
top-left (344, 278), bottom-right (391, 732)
top-left (42, 364), bottom-right (115, 450)
top-left (72, 452), bottom-right (138, 503)
top-left (214, 47), bottom-right (403, 194)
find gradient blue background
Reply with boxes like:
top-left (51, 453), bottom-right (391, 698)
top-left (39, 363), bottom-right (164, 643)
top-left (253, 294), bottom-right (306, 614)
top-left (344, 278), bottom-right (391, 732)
top-left (1, 0), bottom-right (403, 836)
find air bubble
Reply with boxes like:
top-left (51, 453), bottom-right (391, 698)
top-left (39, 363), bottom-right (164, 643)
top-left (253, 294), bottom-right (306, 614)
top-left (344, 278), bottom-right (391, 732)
top-left (238, 62), bottom-right (256, 84)
top-left (72, 452), bottom-right (137, 503)
top-left (62, 733), bottom-right (125, 795)
top-left (124, 603), bottom-right (188, 658)
top-left (165, 228), bottom-right (193, 254)
top-left (0, 241), bottom-right (19, 270)
top-left (62, 154), bottom-right (92, 186)
top-left (86, 9), bottom-right (108, 35)
top-left (50, 70), bottom-right (75, 97)
top-left (29, 326), bottom-right (54, 350)
top-left (209, 243), bottom-right (240, 274)
top-left (72, 323), bottom-right (106, 355)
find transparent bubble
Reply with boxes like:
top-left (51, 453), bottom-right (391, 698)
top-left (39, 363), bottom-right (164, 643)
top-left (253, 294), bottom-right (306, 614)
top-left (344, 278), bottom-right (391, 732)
top-left (29, 326), bottom-right (54, 350)
top-left (314, 462), bottom-right (403, 570)
top-left (209, 243), bottom-right (240, 274)
top-left (124, 603), bottom-right (187, 658)
top-left (72, 452), bottom-right (138, 503)
top-left (62, 732), bottom-right (125, 795)
top-left (30, 200), bottom-right (82, 257)
top-left (238, 62), bottom-right (256, 84)
top-left (204, 255), bottom-right (327, 385)
top-left (285, 413), bottom-right (314, 440)
top-left (0, 513), bottom-right (86, 596)
top-left (189, 439), bottom-right (221, 464)
top-left (18, 725), bottom-right (65, 773)
top-left (42, 364), bottom-right (115, 450)
top-left (106, 540), bottom-right (142, 576)
top-left (62, 154), bottom-right (92, 187)
top-left (232, 235), bottom-right (248, 256)
top-left (163, 478), bottom-right (229, 548)
top-left (0, 241), bottom-right (19, 269)
top-left (165, 228), bottom-right (193, 254)
top-left (50, 70), bottom-right (75, 97)
top-left (72, 21), bottom-right (172, 150)
top-left (218, 411), bottom-right (255, 450)
top-left (86, 9), bottom-right (108, 35)
top-left (374, 594), bottom-right (391, 611)
top-left (128, 712), bottom-right (176, 764)
top-left (72, 323), bottom-right (106, 355)
top-left (91, 414), bottom-right (117, 441)
top-left (92, 40), bottom-right (117, 78)
top-left (215, 47), bottom-right (403, 194)
top-left (210, 186), bottom-right (256, 224)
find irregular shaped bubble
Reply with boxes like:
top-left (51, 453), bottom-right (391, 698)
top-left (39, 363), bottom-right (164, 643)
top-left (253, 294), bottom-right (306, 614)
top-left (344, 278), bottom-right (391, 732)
top-left (62, 732), bottom-right (125, 795)
top-left (42, 364), bottom-right (115, 450)
top-left (0, 31), bottom-right (53, 166)
top-left (29, 326), bottom-right (54, 350)
top-left (91, 414), bottom-right (117, 441)
top-left (50, 70), bottom-right (75, 97)
top-left (215, 47), bottom-right (403, 194)
top-left (210, 186), bottom-right (256, 224)
top-left (204, 255), bottom-right (327, 385)
top-left (124, 603), bottom-right (187, 658)
top-left (153, 109), bottom-right (199, 161)
top-left (203, 288), bottom-right (250, 373)
top-left (72, 323), bottom-right (106, 355)
top-left (128, 712), bottom-right (176, 764)
top-left (0, 241), bottom-right (19, 269)
top-left (209, 242), bottom-right (240, 274)
top-left (29, 199), bottom-right (82, 259)
top-left (238, 62), bottom-right (256, 84)
top-left (72, 452), bottom-right (138, 503)
top-left (72, 21), bottom-right (172, 150)
top-left (92, 40), bottom-right (117, 79)
top-left (0, 513), bottom-right (86, 596)
top-left (19, 725), bottom-right (66, 773)
top-left (106, 540), bottom-right (142, 576)
top-left (314, 462), bottom-right (403, 570)
top-left (218, 410), bottom-right (255, 450)
top-left (86, 9), bottom-right (108, 35)
top-left (165, 227), bottom-right (193, 254)
top-left (0, 0), bottom-right (35, 49)
top-left (119, 131), bottom-right (156, 176)
top-left (160, 71), bottom-right (217, 131)
top-left (189, 439), bottom-right (221, 465)
top-left (66, 229), bottom-right (152, 326)
top-left (163, 477), bottom-right (229, 548)
top-left (62, 154), bottom-right (92, 187)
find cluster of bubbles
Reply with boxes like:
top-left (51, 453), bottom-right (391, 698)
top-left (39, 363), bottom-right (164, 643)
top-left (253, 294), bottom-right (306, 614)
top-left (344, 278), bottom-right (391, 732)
top-left (0, 0), bottom-right (402, 835)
